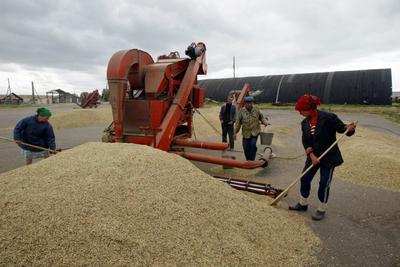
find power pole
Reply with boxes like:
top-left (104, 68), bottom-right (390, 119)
top-left (233, 56), bottom-right (236, 78)
top-left (31, 81), bottom-right (36, 104)
top-left (6, 78), bottom-right (11, 96)
top-left (5, 78), bottom-right (12, 104)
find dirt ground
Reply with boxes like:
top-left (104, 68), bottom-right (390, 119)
top-left (0, 104), bottom-right (399, 266)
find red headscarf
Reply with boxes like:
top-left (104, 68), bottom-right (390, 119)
top-left (295, 94), bottom-right (321, 111)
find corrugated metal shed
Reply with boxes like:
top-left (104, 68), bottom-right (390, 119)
top-left (46, 89), bottom-right (79, 104)
top-left (199, 68), bottom-right (392, 105)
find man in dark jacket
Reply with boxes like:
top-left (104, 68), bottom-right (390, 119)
top-left (14, 107), bottom-right (56, 165)
top-left (219, 95), bottom-right (237, 150)
top-left (289, 95), bottom-right (356, 220)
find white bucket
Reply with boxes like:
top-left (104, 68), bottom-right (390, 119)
top-left (260, 132), bottom-right (274, 145)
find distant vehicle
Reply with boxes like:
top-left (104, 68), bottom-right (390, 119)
top-left (78, 90), bottom-right (100, 108)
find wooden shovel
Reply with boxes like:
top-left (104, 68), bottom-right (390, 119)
top-left (270, 121), bottom-right (357, 206)
top-left (0, 135), bottom-right (59, 154)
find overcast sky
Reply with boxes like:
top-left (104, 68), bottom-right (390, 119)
top-left (0, 0), bottom-right (399, 95)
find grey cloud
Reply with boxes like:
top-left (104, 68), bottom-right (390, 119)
top-left (0, 0), bottom-right (399, 92)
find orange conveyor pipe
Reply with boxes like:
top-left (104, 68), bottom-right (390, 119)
top-left (172, 139), bottom-right (229, 150)
top-left (173, 151), bottom-right (268, 169)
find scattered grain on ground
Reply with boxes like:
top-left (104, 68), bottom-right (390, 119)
top-left (208, 164), bottom-right (264, 177)
top-left (267, 125), bottom-right (296, 147)
top-left (337, 126), bottom-right (400, 192)
top-left (193, 106), bottom-right (221, 138)
top-left (50, 107), bottom-right (112, 129)
top-left (0, 142), bottom-right (320, 266)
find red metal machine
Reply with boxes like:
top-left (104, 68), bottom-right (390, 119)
top-left (104, 42), bottom-right (271, 169)
top-left (79, 90), bottom-right (100, 108)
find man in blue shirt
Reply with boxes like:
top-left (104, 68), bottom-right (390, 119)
top-left (14, 107), bottom-right (56, 165)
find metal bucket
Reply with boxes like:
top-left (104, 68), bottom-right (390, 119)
top-left (260, 132), bottom-right (274, 145)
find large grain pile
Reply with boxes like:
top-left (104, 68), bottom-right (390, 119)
top-left (336, 126), bottom-right (400, 192)
top-left (0, 142), bottom-right (320, 266)
top-left (50, 107), bottom-right (112, 129)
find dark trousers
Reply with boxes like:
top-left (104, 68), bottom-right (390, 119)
top-left (242, 135), bottom-right (258, 160)
top-left (221, 123), bottom-right (234, 149)
top-left (300, 164), bottom-right (335, 203)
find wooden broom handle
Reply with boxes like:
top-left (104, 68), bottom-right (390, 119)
top-left (0, 135), bottom-right (58, 154)
top-left (270, 121), bottom-right (357, 206)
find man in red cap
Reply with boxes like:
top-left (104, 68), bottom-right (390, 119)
top-left (289, 95), bottom-right (356, 220)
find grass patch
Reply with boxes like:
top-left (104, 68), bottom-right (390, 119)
top-left (320, 103), bottom-right (400, 124)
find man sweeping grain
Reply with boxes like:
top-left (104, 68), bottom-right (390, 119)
top-left (14, 107), bottom-right (56, 165)
top-left (289, 95), bottom-right (356, 220)
top-left (234, 96), bottom-right (269, 160)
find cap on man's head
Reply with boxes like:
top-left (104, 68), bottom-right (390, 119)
top-left (36, 107), bottom-right (52, 117)
top-left (244, 96), bottom-right (254, 103)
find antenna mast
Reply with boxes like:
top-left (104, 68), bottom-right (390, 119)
top-left (4, 78), bottom-right (12, 104)
top-left (233, 56), bottom-right (236, 78)
top-left (31, 81), bottom-right (36, 104)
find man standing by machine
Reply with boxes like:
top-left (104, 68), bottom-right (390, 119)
top-left (234, 96), bottom-right (269, 161)
top-left (14, 107), bottom-right (56, 165)
top-left (219, 95), bottom-right (237, 150)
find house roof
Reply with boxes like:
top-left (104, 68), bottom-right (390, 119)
top-left (0, 93), bottom-right (23, 100)
top-left (46, 89), bottom-right (69, 94)
top-left (46, 89), bottom-right (78, 98)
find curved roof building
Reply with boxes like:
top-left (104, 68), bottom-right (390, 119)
top-left (199, 68), bottom-right (392, 105)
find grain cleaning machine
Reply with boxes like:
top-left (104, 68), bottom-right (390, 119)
top-left (103, 42), bottom-right (272, 169)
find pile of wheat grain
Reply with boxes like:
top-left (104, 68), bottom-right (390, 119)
top-left (0, 142), bottom-right (320, 266)
top-left (50, 107), bottom-right (112, 129)
top-left (336, 126), bottom-right (400, 192)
